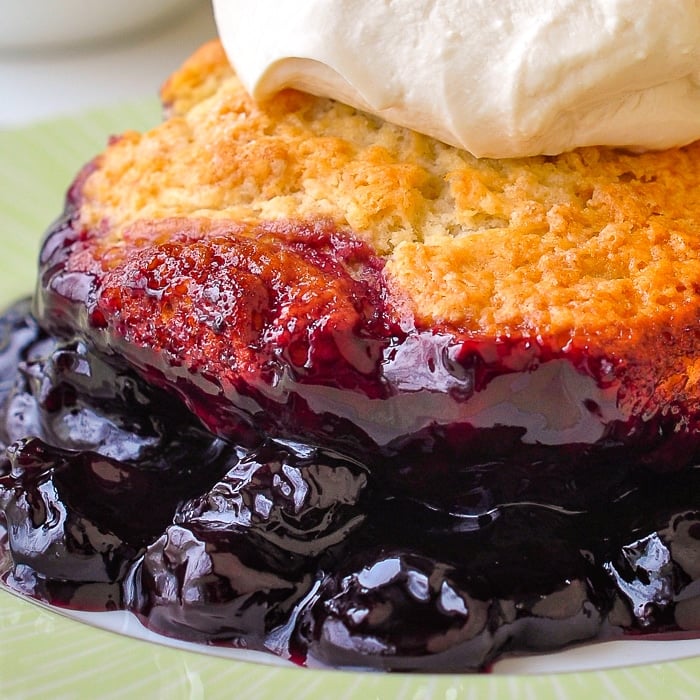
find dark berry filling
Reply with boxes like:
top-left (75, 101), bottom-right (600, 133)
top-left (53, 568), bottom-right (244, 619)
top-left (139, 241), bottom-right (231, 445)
top-left (0, 298), bottom-right (699, 671)
top-left (1, 199), bottom-right (699, 672)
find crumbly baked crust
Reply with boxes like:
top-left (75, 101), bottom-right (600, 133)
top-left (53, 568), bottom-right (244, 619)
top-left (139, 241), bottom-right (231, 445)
top-left (45, 40), bottom-right (700, 447)
top-left (80, 41), bottom-right (700, 345)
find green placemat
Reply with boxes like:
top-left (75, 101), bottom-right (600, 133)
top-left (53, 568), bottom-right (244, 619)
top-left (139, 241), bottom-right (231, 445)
top-left (0, 99), bottom-right (160, 302)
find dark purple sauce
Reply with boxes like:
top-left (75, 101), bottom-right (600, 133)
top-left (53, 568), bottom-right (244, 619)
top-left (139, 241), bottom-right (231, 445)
top-left (34, 202), bottom-right (700, 474)
top-left (0, 194), bottom-right (699, 671)
top-left (1, 297), bottom-right (699, 672)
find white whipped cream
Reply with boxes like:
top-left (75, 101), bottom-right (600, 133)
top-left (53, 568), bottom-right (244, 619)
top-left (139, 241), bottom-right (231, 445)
top-left (213, 0), bottom-right (700, 158)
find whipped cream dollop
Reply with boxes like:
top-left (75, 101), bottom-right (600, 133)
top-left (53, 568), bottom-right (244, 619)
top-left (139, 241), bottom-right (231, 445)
top-left (213, 0), bottom-right (700, 158)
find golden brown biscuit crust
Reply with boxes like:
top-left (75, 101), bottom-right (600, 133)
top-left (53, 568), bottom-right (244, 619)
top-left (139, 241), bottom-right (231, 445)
top-left (80, 41), bottom-right (700, 342)
top-left (68, 40), bottom-right (700, 425)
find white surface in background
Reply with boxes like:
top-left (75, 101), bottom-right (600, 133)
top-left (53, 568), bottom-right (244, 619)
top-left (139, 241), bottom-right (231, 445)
top-left (0, 0), bottom-right (199, 51)
top-left (0, 2), bottom-right (216, 127)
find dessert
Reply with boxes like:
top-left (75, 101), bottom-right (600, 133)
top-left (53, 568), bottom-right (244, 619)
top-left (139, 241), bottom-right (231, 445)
top-left (1, 28), bottom-right (700, 672)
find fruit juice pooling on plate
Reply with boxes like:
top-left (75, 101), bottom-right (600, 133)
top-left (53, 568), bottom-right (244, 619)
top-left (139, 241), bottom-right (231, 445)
top-left (1, 0), bottom-right (700, 672)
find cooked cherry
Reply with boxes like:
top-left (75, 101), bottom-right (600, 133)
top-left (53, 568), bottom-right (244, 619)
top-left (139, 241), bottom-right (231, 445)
top-left (134, 440), bottom-right (369, 646)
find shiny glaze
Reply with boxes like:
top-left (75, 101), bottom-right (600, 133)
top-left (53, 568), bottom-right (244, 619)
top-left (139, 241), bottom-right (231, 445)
top-left (0, 190), bottom-right (698, 671)
top-left (34, 203), bottom-right (700, 471)
top-left (0, 299), bottom-right (699, 671)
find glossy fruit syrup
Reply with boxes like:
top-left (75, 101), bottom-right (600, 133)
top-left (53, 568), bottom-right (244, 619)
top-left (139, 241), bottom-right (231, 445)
top-left (35, 199), bottom-right (700, 474)
top-left (1, 297), bottom-right (699, 672)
